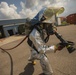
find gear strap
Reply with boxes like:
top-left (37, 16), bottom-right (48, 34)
top-left (27, 37), bottom-right (39, 54)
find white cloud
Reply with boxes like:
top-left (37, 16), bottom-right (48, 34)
top-left (0, 2), bottom-right (21, 20)
top-left (10, 4), bottom-right (17, 10)
top-left (19, 8), bottom-right (38, 18)
top-left (19, 0), bottom-right (67, 18)
top-left (19, 0), bottom-right (51, 19)
top-left (48, 0), bottom-right (76, 16)
top-left (0, 0), bottom-right (76, 20)
top-left (20, 0), bottom-right (74, 18)
top-left (56, 0), bottom-right (76, 16)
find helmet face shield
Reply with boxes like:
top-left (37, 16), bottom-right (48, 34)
top-left (43, 7), bottom-right (64, 18)
top-left (43, 7), bottom-right (64, 23)
top-left (56, 7), bottom-right (64, 15)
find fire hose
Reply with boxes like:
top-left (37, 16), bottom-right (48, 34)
top-left (0, 36), bottom-right (28, 50)
top-left (0, 36), bottom-right (28, 75)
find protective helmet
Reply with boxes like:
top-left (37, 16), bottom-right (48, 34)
top-left (42, 7), bottom-right (64, 23)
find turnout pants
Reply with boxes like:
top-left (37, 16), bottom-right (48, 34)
top-left (29, 50), bottom-right (53, 75)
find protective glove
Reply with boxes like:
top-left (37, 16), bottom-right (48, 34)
top-left (54, 43), bottom-right (65, 53)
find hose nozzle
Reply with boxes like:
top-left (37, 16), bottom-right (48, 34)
top-left (66, 45), bottom-right (76, 53)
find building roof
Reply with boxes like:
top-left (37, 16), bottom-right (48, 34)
top-left (0, 19), bottom-right (26, 26)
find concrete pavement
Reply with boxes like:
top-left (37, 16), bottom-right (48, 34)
top-left (0, 25), bottom-right (76, 75)
top-left (0, 35), bottom-right (25, 46)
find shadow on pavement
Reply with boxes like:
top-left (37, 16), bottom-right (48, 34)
top-left (19, 63), bottom-right (34, 75)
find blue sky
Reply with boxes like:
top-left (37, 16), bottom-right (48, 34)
top-left (0, 0), bottom-right (76, 20)
top-left (0, 0), bottom-right (22, 12)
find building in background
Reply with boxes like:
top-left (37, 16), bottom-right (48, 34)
top-left (56, 17), bottom-right (67, 25)
top-left (66, 13), bottom-right (76, 24)
top-left (0, 19), bottom-right (26, 38)
top-left (0, 26), bottom-right (5, 38)
top-left (0, 14), bottom-right (69, 39)
top-left (57, 13), bottom-right (76, 25)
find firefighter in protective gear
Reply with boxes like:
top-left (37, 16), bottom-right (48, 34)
top-left (27, 22), bottom-right (64, 75)
top-left (27, 7), bottom-right (65, 75)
